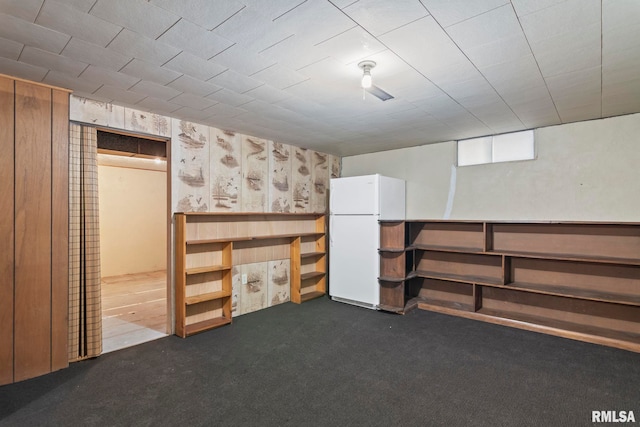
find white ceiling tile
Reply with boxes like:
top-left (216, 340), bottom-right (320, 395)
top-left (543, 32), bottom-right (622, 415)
top-left (0, 13), bottom-right (70, 53)
top-left (90, 0), bottom-right (180, 40)
top-left (93, 85), bottom-right (147, 104)
top-left (546, 67), bottom-right (601, 106)
top-left (602, 0), bottom-right (640, 54)
top-left (480, 55), bottom-right (545, 93)
top-left (516, 107), bottom-right (562, 128)
top-left (42, 69), bottom-right (102, 93)
top-left (0, 0), bottom-right (43, 22)
top-left (250, 64), bottom-right (308, 89)
top-left (167, 74), bottom-right (222, 97)
top-left (531, 26), bottom-right (601, 77)
top-left (603, 47), bottom-right (640, 85)
top-left (62, 37), bottom-right (131, 71)
top-left (129, 79), bottom-right (181, 101)
top-left (342, 0), bottom-right (429, 36)
top-left (297, 57), bottom-right (351, 83)
top-left (209, 43), bottom-right (276, 76)
top-left (202, 103), bottom-right (247, 118)
top-left (20, 45), bottom-right (88, 76)
top-left (239, 0), bottom-right (307, 21)
top-left (120, 58), bottom-right (181, 85)
top-left (519, 0), bottom-right (599, 42)
top-left (213, 7), bottom-right (294, 53)
top-left (379, 15), bottom-right (478, 86)
top-left (462, 34), bottom-right (531, 69)
top-left (150, 0), bottom-right (245, 30)
top-left (259, 34), bottom-right (328, 70)
top-left (106, 29), bottom-right (181, 66)
top-left (511, 0), bottom-right (570, 18)
top-left (0, 55), bottom-right (48, 81)
top-left (208, 69), bottom-right (263, 94)
top-left (36, 0), bottom-right (121, 47)
top-left (557, 104), bottom-right (601, 123)
top-left (163, 51), bottom-right (227, 81)
top-left (170, 92), bottom-right (216, 110)
top-left (79, 64), bottom-right (140, 89)
top-left (420, 0), bottom-right (509, 27)
top-left (157, 18), bottom-right (233, 60)
top-left (243, 83), bottom-right (292, 104)
top-left (273, 1), bottom-right (356, 45)
top-left (445, 4), bottom-right (521, 50)
top-left (58, 0), bottom-right (96, 13)
top-left (314, 26), bottom-right (387, 65)
top-left (0, 36), bottom-right (23, 60)
top-left (135, 96), bottom-right (182, 115)
top-left (205, 88), bottom-right (253, 107)
top-left (171, 105), bottom-right (216, 121)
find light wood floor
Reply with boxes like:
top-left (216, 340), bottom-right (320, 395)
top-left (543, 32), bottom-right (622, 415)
top-left (101, 270), bottom-right (168, 353)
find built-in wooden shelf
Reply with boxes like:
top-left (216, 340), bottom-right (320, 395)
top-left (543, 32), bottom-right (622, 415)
top-left (186, 232), bottom-right (323, 245)
top-left (300, 251), bottom-right (325, 259)
top-left (300, 291), bottom-right (325, 303)
top-left (175, 212), bottom-right (327, 337)
top-left (301, 271), bottom-right (326, 280)
top-left (378, 220), bottom-right (640, 353)
top-left (185, 265), bottom-right (231, 275)
top-left (185, 290), bottom-right (232, 305)
top-left (184, 317), bottom-right (232, 336)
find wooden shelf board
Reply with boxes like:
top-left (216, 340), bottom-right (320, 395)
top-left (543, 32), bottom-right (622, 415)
top-left (378, 304), bottom-right (404, 313)
top-left (489, 250), bottom-right (640, 266)
top-left (416, 303), bottom-right (640, 353)
top-left (185, 265), bottom-right (231, 275)
top-left (408, 244), bottom-right (487, 254)
top-left (185, 290), bottom-right (231, 305)
top-left (378, 276), bottom-right (406, 283)
top-left (300, 291), bottom-right (325, 302)
top-left (408, 270), bottom-right (502, 286)
top-left (179, 212), bottom-right (323, 217)
top-left (301, 271), bottom-right (325, 280)
top-left (300, 251), bottom-right (325, 259)
top-left (379, 220), bottom-right (405, 224)
top-left (504, 282), bottom-right (640, 306)
top-left (186, 232), bottom-right (323, 245)
top-left (184, 316), bottom-right (231, 336)
top-left (477, 308), bottom-right (640, 350)
top-left (415, 299), bottom-right (475, 313)
top-left (378, 247), bottom-right (406, 253)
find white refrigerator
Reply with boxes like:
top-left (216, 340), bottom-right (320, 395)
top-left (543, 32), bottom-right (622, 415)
top-left (329, 174), bottom-right (405, 309)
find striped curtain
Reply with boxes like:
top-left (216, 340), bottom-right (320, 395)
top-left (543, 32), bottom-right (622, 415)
top-left (68, 124), bottom-right (102, 361)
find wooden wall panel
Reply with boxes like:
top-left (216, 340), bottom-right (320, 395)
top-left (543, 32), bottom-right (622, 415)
top-left (51, 89), bottom-right (69, 372)
top-left (0, 76), bottom-right (15, 385)
top-left (13, 81), bottom-right (52, 382)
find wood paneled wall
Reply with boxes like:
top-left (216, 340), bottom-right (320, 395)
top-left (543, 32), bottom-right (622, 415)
top-left (0, 74), bottom-right (70, 385)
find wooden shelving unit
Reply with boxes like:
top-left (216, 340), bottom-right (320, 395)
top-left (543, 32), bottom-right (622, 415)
top-left (378, 221), bottom-right (408, 313)
top-left (378, 220), bottom-right (640, 352)
top-left (291, 215), bottom-right (327, 304)
top-left (175, 212), bottom-right (326, 337)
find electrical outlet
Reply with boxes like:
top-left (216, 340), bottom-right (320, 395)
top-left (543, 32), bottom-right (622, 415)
top-left (241, 274), bottom-right (247, 284)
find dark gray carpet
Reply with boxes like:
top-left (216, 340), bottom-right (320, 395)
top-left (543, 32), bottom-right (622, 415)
top-left (1, 297), bottom-right (638, 426)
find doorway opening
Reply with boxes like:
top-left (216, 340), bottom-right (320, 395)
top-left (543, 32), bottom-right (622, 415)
top-left (97, 130), bottom-right (169, 353)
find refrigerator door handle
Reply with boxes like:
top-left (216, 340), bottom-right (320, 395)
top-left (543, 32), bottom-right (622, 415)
top-left (329, 215), bottom-right (334, 247)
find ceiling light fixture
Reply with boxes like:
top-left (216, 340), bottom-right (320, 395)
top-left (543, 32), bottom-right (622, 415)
top-left (358, 60), bottom-right (376, 89)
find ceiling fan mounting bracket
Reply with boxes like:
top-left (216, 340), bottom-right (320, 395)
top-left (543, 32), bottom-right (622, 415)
top-left (358, 60), bottom-right (376, 70)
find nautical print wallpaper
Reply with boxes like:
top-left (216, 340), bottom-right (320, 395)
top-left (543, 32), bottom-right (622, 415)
top-left (70, 94), bottom-right (340, 317)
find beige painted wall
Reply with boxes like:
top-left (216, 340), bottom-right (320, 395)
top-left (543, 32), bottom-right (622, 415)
top-left (342, 113), bottom-right (640, 221)
top-left (98, 155), bottom-right (167, 277)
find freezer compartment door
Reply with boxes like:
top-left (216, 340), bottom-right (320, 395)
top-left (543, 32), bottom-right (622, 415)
top-left (378, 176), bottom-right (406, 220)
top-left (330, 175), bottom-right (379, 215)
top-left (329, 215), bottom-right (380, 307)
